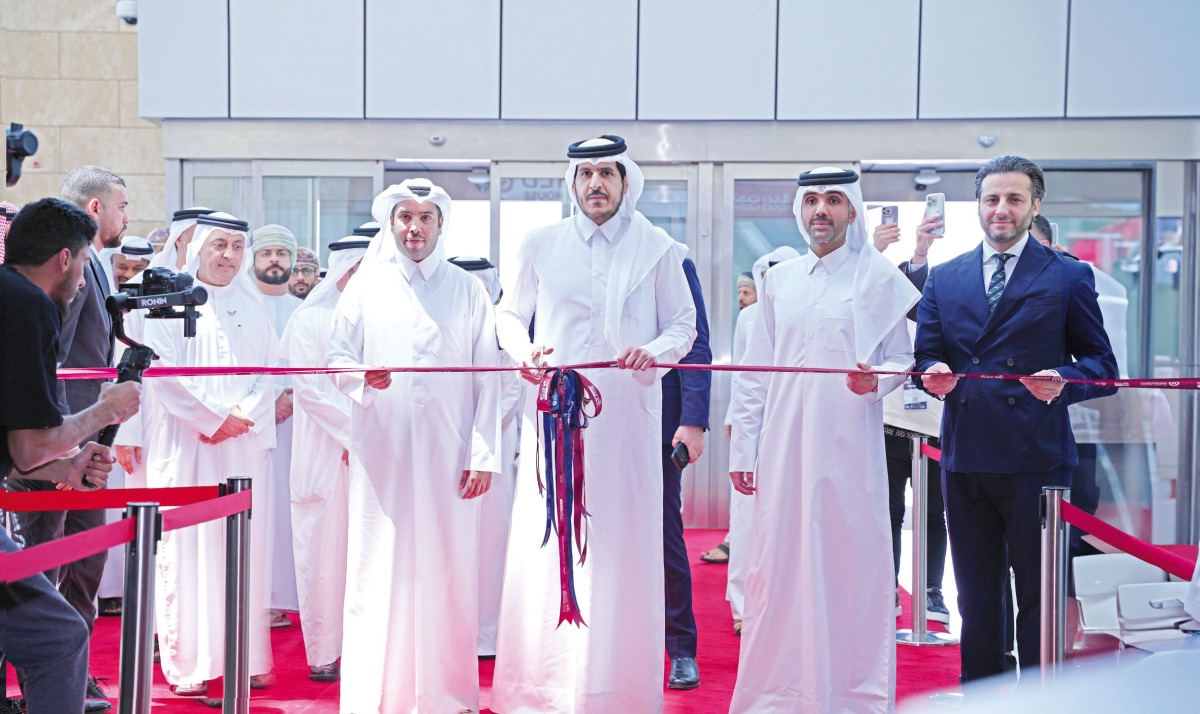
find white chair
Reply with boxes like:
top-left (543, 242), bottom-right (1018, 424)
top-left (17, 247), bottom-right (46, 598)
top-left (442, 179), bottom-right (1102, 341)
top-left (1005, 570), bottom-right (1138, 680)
top-left (1115, 581), bottom-right (1191, 648)
top-left (1074, 553), bottom-right (1167, 638)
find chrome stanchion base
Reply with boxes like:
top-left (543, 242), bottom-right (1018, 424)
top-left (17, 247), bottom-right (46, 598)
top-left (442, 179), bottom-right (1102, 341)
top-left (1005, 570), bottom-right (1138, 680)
top-left (897, 629), bottom-right (960, 646)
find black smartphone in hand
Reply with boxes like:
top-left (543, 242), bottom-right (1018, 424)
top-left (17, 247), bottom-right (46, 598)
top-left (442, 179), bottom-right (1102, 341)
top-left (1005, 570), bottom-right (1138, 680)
top-left (671, 442), bottom-right (690, 470)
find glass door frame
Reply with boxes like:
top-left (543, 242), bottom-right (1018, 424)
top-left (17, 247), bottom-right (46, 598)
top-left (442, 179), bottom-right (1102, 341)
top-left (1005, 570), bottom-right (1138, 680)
top-left (181, 159), bottom-right (384, 228)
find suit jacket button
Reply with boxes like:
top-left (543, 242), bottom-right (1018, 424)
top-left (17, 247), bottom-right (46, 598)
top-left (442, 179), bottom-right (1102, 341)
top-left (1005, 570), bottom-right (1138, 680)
top-left (960, 396), bottom-right (967, 404)
top-left (1008, 397), bottom-right (1016, 405)
top-left (1007, 358), bottom-right (1015, 366)
top-left (971, 356), bottom-right (980, 365)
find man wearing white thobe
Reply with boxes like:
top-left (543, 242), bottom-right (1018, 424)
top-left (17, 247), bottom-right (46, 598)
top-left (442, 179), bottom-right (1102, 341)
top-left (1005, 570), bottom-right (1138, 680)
top-left (722, 246), bottom-right (799, 636)
top-left (249, 224), bottom-right (303, 618)
top-left (447, 255), bottom-right (524, 658)
top-left (491, 135), bottom-right (696, 713)
top-left (142, 213), bottom-right (277, 695)
top-left (280, 235), bottom-right (368, 682)
top-left (327, 179), bottom-right (502, 714)
top-left (115, 207), bottom-right (216, 487)
top-left (728, 168), bottom-right (919, 713)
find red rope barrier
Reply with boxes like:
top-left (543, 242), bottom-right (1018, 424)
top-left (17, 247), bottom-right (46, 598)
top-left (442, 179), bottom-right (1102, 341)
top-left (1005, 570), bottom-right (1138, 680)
top-left (0, 519), bottom-right (133, 585)
top-left (1061, 501), bottom-right (1197, 581)
top-left (0, 488), bottom-right (252, 585)
top-left (162, 488), bottom-right (251, 533)
top-left (920, 443), bottom-right (942, 462)
top-left (0, 486), bottom-right (220, 512)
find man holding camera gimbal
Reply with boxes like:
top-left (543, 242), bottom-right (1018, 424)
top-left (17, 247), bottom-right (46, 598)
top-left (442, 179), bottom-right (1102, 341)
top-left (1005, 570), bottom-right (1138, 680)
top-left (1, 197), bottom-right (141, 714)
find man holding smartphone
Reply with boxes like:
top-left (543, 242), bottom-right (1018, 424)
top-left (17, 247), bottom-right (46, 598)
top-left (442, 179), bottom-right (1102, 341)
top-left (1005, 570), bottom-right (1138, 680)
top-left (728, 168), bottom-right (919, 712)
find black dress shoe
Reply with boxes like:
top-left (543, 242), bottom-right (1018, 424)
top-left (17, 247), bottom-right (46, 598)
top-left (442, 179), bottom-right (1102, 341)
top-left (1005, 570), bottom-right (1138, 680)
top-left (668, 656), bottom-right (700, 690)
top-left (86, 676), bottom-right (113, 713)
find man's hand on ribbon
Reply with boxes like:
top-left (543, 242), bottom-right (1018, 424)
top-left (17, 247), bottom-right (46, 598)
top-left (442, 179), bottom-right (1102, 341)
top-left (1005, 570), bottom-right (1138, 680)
top-left (616, 346), bottom-right (656, 370)
top-left (460, 469), bottom-right (493, 499)
top-left (730, 470), bottom-right (756, 495)
top-left (1020, 369), bottom-right (1064, 404)
top-left (519, 345), bottom-right (555, 385)
top-left (846, 362), bottom-right (879, 395)
top-left (364, 363), bottom-right (393, 390)
top-left (673, 425), bottom-right (705, 462)
top-left (201, 405), bottom-right (254, 445)
top-left (274, 388), bottom-right (294, 424)
top-left (97, 381), bottom-right (142, 424)
top-left (922, 363), bottom-right (959, 395)
top-left (115, 445), bottom-right (142, 472)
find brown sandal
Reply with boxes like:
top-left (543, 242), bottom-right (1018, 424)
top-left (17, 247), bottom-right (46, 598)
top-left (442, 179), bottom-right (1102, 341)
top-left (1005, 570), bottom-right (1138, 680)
top-left (700, 542), bottom-right (730, 564)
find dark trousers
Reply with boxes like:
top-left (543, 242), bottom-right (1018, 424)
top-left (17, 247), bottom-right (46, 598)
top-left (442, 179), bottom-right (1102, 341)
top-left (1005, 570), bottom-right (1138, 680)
top-left (662, 445), bottom-right (697, 659)
top-left (943, 467), bottom-right (1071, 683)
top-left (6, 477), bottom-right (107, 633)
top-left (886, 434), bottom-right (946, 590)
top-left (1, 529), bottom-right (91, 714)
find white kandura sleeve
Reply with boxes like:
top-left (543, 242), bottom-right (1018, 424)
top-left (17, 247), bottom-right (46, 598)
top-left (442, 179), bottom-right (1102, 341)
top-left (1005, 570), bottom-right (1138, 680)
top-left (468, 282), bottom-right (503, 475)
top-left (728, 278), bottom-right (776, 474)
top-left (142, 320), bottom-right (229, 438)
top-left (862, 318), bottom-right (914, 404)
top-left (325, 274), bottom-right (376, 409)
top-left (641, 251), bottom-right (697, 365)
top-left (288, 313), bottom-right (352, 452)
top-left (724, 307), bottom-right (752, 427)
top-left (496, 234), bottom-right (538, 364)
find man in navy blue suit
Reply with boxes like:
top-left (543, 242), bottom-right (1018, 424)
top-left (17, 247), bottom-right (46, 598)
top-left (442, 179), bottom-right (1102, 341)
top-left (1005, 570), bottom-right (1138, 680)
top-left (662, 256), bottom-right (711, 690)
top-left (915, 155), bottom-right (1117, 685)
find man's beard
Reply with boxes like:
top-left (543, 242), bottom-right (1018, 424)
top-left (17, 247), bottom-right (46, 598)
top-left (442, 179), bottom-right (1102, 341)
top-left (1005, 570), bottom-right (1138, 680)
top-left (254, 266), bottom-right (290, 285)
top-left (52, 275), bottom-right (78, 316)
top-left (99, 229), bottom-right (124, 249)
top-left (984, 207), bottom-right (1035, 245)
top-left (578, 190), bottom-right (623, 225)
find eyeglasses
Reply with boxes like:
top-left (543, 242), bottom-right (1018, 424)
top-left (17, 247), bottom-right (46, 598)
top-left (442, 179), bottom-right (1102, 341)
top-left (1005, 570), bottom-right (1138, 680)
top-left (293, 267), bottom-right (318, 276)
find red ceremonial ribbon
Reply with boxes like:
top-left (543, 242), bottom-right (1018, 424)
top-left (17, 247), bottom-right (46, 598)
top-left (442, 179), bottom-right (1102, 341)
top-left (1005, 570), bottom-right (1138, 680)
top-left (57, 362), bottom-right (1200, 391)
top-left (535, 367), bottom-right (602, 628)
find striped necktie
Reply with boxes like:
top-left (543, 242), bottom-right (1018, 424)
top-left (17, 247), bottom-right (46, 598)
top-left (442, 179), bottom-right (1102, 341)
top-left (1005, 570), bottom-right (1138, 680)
top-left (986, 253), bottom-right (1013, 312)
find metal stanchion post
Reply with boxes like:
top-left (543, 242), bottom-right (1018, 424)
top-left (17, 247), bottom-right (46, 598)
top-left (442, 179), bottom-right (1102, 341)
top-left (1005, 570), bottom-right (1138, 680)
top-left (1040, 486), bottom-right (1070, 686)
top-left (223, 477), bottom-right (252, 714)
top-left (118, 502), bottom-right (160, 714)
top-left (899, 436), bottom-right (958, 647)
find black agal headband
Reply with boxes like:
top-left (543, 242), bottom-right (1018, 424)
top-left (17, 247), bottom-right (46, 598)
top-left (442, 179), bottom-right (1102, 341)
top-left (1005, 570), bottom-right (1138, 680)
top-left (195, 214), bottom-right (249, 232)
top-left (330, 239), bottom-right (371, 252)
top-left (796, 169), bottom-right (859, 187)
top-left (567, 135), bottom-right (627, 159)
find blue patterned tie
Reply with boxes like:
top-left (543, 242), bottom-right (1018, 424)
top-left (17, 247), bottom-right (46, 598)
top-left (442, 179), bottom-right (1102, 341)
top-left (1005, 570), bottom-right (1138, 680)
top-left (986, 253), bottom-right (1013, 312)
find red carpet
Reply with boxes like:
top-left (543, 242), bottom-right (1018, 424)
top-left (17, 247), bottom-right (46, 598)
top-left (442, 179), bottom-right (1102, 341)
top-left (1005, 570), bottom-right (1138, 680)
top-left (6, 529), bottom-right (960, 711)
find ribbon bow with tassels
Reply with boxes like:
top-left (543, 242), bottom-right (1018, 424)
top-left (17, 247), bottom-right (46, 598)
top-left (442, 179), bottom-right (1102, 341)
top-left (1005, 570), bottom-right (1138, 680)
top-left (536, 367), bottom-right (603, 627)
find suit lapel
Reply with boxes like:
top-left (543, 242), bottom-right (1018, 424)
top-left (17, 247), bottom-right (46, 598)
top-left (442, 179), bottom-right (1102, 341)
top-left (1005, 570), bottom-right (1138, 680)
top-left (981, 238), bottom-right (1051, 335)
top-left (89, 251), bottom-right (111, 299)
top-left (955, 245), bottom-right (989, 328)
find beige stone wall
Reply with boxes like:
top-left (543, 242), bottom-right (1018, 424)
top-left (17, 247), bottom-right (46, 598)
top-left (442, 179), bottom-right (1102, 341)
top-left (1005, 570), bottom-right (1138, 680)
top-left (1, 0), bottom-right (165, 238)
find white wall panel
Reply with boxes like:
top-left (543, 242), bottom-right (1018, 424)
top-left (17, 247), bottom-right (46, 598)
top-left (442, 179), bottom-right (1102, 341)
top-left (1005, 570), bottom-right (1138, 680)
top-left (1068, 0), bottom-right (1200, 117)
top-left (229, 0), bottom-right (363, 118)
top-left (366, 1), bottom-right (500, 119)
top-left (501, 0), bottom-right (638, 120)
top-left (638, 0), bottom-right (776, 120)
top-left (919, 0), bottom-right (1068, 119)
top-left (139, 0), bottom-right (228, 118)
top-left (777, 0), bottom-right (919, 120)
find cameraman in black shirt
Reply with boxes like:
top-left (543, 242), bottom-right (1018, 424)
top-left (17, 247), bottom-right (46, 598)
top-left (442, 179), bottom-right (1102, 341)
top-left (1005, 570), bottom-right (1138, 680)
top-left (0, 198), bottom-right (140, 714)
